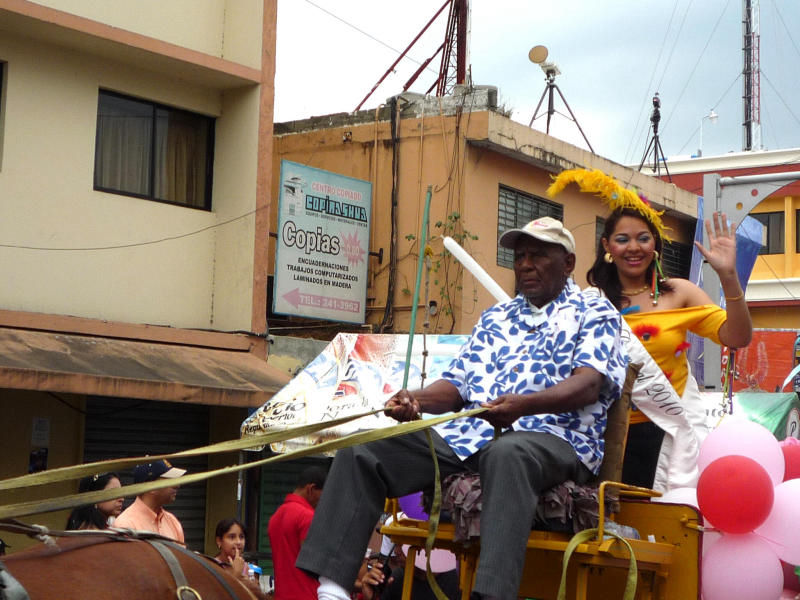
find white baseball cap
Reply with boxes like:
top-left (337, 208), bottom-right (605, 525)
top-left (499, 216), bottom-right (575, 254)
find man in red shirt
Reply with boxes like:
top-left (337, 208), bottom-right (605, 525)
top-left (268, 466), bottom-right (327, 600)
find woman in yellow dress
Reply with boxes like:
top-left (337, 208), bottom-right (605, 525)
top-left (548, 169), bottom-right (753, 488)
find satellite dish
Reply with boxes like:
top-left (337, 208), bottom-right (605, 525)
top-left (528, 45), bottom-right (548, 64)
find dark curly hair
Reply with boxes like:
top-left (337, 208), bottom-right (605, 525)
top-left (587, 208), bottom-right (674, 310)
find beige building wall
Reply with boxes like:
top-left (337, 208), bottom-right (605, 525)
top-left (29, 0), bottom-right (263, 69)
top-left (0, 0), bottom-right (278, 553)
top-left (0, 391), bottom-right (84, 551)
top-left (0, 6), bottom-right (266, 332)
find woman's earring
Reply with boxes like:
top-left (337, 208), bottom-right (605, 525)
top-left (604, 252), bottom-right (614, 264)
top-left (650, 250), bottom-right (667, 304)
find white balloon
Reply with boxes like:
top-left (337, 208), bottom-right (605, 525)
top-left (652, 487), bottom-right (698, 507)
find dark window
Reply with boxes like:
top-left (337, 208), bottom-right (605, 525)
top-left (796, 210), bottom-right (800, 253)
top-left (661, 240), bottom-right (692, 278)
top-left (595, 217), bottom-right (606, 254)
top-left (497, 186), bottom-right (563, 268)
top-left (0, 61), bottom-right (5, 167)
top-left (94, 90), bottom-right (214, 209)
top-left (752, 212), bottom-right (784, 254)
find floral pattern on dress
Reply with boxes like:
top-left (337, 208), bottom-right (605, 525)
top-left (432, 279), bottom-right (627, 474)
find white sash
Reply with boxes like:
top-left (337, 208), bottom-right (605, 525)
top-left (583, 288), bottom-right (704, 491)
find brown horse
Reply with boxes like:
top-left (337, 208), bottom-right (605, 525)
top-left (0, 530), bottom-right (262, 600)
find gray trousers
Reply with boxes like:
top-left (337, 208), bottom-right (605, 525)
top-left (295, 428), bottom-right (591, 599)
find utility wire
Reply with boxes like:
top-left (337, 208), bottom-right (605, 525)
top-left (675, 72), bottom-right (741, 154)
top-left (663, 0), bottom-right (733, 132)
top-left (623, 1), bottom-right (680, 164)
top-left (762, 70), bottom-right (800, 129)
top-left (655, 0), bottom-right (695, 94)
top-left (302, 0), bottom-right (438, 75)
top-left (770, 0), bottom-right (800, 61)
top-left (0, 207), bottom-right (261, 252)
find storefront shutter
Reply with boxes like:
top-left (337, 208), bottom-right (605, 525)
top-left (82, 396), bottom-right (209, 551)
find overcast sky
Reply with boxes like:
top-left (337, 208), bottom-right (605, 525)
top-left (274, 0), bottom-right (800, 166)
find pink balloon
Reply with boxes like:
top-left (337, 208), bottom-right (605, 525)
top-left (756, 479), bottom-right (800, 564)
top-left (703, 529), bottom-right (722, 556)
top-left (702, 534), bottom-right (783, 600)
top-left (781, 437), bottom-right (800, 481)
top-left (698, 418), bottom-right (785, 485)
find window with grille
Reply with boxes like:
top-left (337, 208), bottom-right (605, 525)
top-left (752, 212), bottom-right (784, 254)
top-left (94, 90), bottom-right (215, 209)
top-left (497, 186), bottom-right (563, 268)
top-left (661, 240), bottom-right (692, 278)
top-left (595, 217), bottom-right (606, 255)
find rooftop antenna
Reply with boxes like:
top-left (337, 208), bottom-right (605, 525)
top-left (743, 0), bottom-right (761, 151)
top-left (353, 0), bottom-right (469, 112)
top-left (638, 93), bottom-right (672, 182)
top-left (527, 45), bottom-right (594, 153)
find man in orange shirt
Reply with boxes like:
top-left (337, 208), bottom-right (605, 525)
top-left (114, 459), bottom-right (186, 544)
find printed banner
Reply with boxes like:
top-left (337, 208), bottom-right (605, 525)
top-left (273, 161), bottom-right (372, 324)
top-left (699, 391), bottom-right (800, 441)
top-left (241, 334), bottom-right (468, 453)
top-left (732, 329), bottom-right (800, 393)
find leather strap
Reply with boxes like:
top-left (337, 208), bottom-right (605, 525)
top-left (148, 540), bottom-right (202, 600)
top-left (155, 540), bottom-right (245, 600)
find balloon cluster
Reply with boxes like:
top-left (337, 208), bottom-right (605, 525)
top-left (656, 419), bottom-right (800, 600)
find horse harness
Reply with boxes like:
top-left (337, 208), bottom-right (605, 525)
top-left (148, 538), bottom-right (244, 600)
top-left (0, 520), bottom-right (245, 600)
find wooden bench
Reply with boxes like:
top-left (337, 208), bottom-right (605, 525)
top-left (380, 363), bottom-right (703, 599)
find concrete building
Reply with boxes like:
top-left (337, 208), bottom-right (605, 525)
top-left (0, 0), bottom-right (287, 553)
top-left (268, 87), bottom-right (700, 338)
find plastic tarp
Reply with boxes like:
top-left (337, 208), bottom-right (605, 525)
top-left (241, 333), bottom-right (467, 453)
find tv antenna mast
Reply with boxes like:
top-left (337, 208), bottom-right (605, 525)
top-left (528, 45), bottom-right (594, 153)
top-left (743, 0), bottom-right (761, 151)
top-left (354, 0), bottom-right (469, 112)
top-left (638, 93), bottom-right (672, 182)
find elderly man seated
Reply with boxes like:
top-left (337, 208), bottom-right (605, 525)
top-left (297, 217), bottom-right (626, 600)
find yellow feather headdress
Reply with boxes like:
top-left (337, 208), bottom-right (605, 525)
top-left (546, 168), bottom-right (671, 242)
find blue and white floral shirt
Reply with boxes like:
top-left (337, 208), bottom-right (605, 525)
top-left (432, 279), bottom-right (626, 474)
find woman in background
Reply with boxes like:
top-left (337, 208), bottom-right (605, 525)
top-left (65, 472), bottom-right (124, 530)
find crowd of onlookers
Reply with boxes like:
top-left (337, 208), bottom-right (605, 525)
top-left (57, 460), bottom-right (459, 600)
